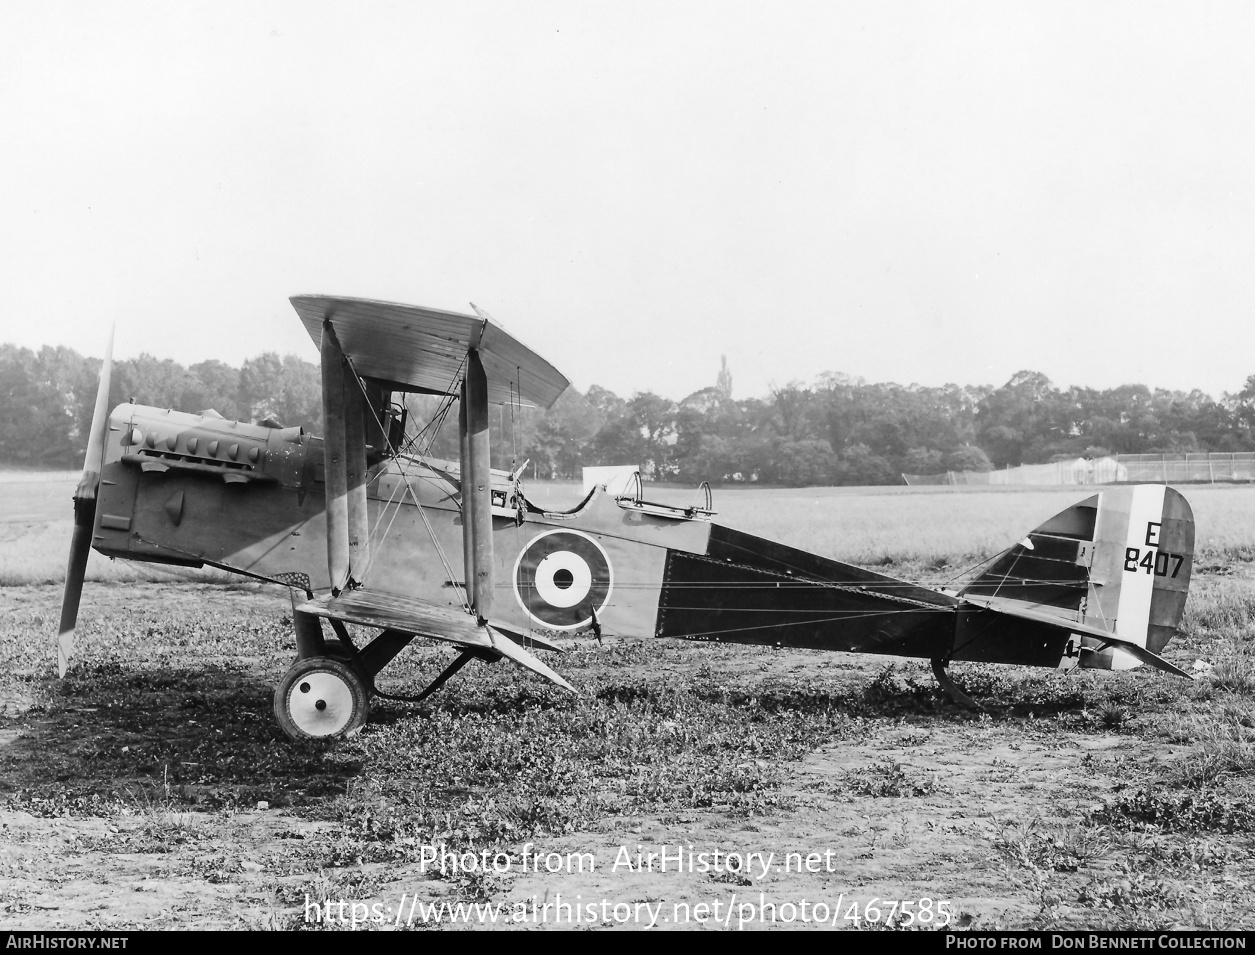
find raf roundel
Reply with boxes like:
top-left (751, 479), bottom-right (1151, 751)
top-left (513, 529), bottom-right (612, 629)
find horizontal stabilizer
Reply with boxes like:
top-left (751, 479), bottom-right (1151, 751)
top-left (1090, 637), bottom-right (1194, 680)
top-left (962, 593), bottom-right (1118, 642)
top-left (961, 594), bottom-right (1193, 680)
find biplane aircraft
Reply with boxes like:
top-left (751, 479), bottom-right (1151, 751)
top-left (57, 296), bottom-right (1195, 739)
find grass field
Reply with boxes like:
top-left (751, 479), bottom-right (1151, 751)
top-left (9, 473), bottom-right (1255, 584)
top-left (1, 473), bottom-right (1253, 930)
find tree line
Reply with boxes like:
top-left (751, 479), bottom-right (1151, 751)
top-left (0, 345), bottom-right (320, 469)
top-left (5, 341), bottom-right (1255, 485)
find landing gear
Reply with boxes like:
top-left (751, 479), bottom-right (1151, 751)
top-left (321, 638), bottom-right (370, 682)
top-left (274, 656), bottom-right (370, 740)
top-left (274, 601), bottom-right (489, 739)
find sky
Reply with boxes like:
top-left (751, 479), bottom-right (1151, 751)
top-left (2, 1), bottom-right (1253, 403)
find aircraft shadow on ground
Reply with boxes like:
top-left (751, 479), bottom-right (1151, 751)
top-left (3, 665), bottom-right (364, 809)
top-left (0, 655), bottom-right (1105, 817)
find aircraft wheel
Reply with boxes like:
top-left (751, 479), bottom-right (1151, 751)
top-left (307, 638), bottom-right (374, 696)
top-left (274, 657), bottom-right (369, 740)
top-left (322, 641), bottom-right (370, 683)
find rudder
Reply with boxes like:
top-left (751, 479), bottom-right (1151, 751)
top-left (1088, 484), bottom-right (1193, 667)
top-left (959, 485), bottom-right (1194, 672)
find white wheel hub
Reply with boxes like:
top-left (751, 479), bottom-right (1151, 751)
top-left (286, 669), bottom-right (356, 737)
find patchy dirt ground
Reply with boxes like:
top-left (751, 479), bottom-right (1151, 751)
top-left (2, 578), bottom-right (1253, 931)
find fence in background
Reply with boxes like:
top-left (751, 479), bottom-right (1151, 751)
top-left (903, 452), bottom-right (1255, 487)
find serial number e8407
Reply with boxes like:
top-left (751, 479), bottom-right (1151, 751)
top-left (1123, 547), bottom-right (1184, 578)
top-left (1122, 520), bottom-right (1185, 579)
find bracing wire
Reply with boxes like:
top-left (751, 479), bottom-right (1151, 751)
top-left (340, 353), bottom-right (469, 609)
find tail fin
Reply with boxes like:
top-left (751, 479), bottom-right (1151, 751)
top-left (960, 485), bottom-right (1194, 672)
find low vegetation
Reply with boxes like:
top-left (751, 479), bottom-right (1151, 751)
top-left (1, 477), bottom-right (1253, 930)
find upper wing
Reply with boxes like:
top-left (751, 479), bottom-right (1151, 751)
top-left (290, 295), bottom-right (570, 409)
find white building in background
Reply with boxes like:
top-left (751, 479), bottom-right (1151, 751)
top-left (583, 465), bottom-right (640, 496)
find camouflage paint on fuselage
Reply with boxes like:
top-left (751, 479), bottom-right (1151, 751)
top-left (93, 405), bottom-right (1193, 677)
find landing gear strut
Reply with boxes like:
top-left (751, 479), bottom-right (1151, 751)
top-left (274, 605), bottom-right (479, 740)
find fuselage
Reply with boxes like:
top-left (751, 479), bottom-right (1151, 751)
top-left (92, 404), bottom-right (701, 640)
top-left (91, 404), bottom-right (955, 654)
top-left (91, 404), bottom-right (1189, 676)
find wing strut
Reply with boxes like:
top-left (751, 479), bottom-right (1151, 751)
top-left (464, 349), bottom-right (494, 622)
top-left (321, 319), bottom-right (373, 590)
top-left (458, 380), bottom-right (474, 611)
top-left (344, 362), bottom-right (371, 578)
top-left (321, 321), bottom-right (351, 592)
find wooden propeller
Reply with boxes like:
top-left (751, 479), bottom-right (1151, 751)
top-left (57, 327), bottom-right (114, 677)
